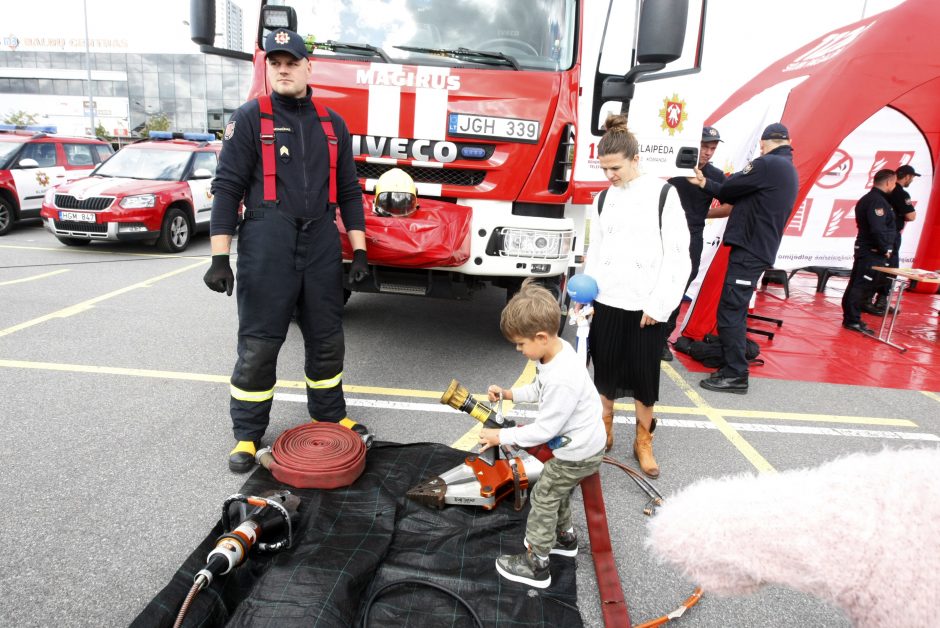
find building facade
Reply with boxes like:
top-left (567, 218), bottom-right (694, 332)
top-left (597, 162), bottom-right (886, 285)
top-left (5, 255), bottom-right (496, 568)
top-left (0, 50), bottom-right (253, 138)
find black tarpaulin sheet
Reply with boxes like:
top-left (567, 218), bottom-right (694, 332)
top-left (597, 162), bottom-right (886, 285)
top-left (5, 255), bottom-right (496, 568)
top-left (133, 442), bottom-right (584, 627)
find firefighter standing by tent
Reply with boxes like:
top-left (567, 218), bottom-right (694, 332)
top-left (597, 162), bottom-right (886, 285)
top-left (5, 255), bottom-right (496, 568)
top-left (699, 123), bottom-right (798, 395)
top-left (203, 28), bottom-right (371, 472)
top-left (866, 164), bottom-right (920, 315)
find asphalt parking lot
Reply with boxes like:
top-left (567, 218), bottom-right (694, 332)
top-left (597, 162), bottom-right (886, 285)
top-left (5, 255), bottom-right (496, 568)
top-left (1, 220), bottom-right (938, 627)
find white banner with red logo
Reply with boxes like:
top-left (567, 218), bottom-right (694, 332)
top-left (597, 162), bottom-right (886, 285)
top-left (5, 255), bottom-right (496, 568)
top-left (774, 106), bottom-right (931, 270)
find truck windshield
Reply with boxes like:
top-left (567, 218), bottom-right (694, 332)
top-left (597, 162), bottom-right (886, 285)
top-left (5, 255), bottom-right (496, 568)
top-left (278, 0), bottom-right (577, 71)
top-left (95, 147), bottom-right (192, 181)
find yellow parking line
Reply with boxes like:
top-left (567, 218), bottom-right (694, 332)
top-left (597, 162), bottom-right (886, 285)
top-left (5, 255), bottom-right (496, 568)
top-left (612, 402), bottom-right (917, 427)
top-left (0, 269), bottom-right (70, 286)
top-left (0, 259), bottom-right (208, 338)
top-left (451, 360), bottom-right (537, 451)
top-left (661, 363), bottom-right (776, 473)
top-left (922, 391), bottom-right (940, 404)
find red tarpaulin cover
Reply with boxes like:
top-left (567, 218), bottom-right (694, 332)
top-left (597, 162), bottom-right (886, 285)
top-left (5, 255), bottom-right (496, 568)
top-left (337, 196), bottom-right (472, 268)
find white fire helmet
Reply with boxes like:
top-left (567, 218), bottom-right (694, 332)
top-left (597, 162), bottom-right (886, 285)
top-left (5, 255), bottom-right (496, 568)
top-left (373, 168), bottom-right (418, 217)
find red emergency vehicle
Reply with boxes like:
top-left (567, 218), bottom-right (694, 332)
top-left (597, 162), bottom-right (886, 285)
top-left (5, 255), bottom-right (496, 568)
top-left (189, 0), bottom-right (705, 301)
top-left (0, 125), bottom-right (113, 236)
top-left (40, 132), bottom-right (221, 252)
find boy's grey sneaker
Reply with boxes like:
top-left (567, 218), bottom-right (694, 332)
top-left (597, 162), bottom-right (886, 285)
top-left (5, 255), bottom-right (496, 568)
top-left (523, 530), bottom-right (578, 557)
top-left (495, 550), bottom-right (551, 588)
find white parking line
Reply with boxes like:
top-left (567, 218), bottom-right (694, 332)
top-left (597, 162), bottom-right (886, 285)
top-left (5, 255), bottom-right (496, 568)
top-left (273, 394), bottom-right (940, 442)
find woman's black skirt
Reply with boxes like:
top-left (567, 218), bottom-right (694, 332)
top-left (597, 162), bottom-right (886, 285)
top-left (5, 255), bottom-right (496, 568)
top-left (588, 301), bottom-right (668, 406)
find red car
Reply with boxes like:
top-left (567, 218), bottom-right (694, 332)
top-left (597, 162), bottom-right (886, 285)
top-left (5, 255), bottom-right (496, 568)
top-left (41, 132), bottom-right (221, 252)
top-left (0, 125), bottom-right (113, 235)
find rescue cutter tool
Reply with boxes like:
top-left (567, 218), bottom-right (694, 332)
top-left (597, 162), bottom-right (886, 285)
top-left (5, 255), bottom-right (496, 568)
top-left (406, 379), bottom-right (543, 510)
top-left (173, 491), bottom-right (301, 628)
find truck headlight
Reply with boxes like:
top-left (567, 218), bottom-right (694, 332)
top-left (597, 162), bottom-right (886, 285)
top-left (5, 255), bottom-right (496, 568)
top-left (491, 228), bottom-right (574, 259)
top-left (120, 194), bottom-right (156, 209)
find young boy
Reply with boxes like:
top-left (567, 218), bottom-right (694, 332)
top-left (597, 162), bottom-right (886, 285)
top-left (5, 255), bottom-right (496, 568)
top-left (480, 281), bottom-right (607, 588)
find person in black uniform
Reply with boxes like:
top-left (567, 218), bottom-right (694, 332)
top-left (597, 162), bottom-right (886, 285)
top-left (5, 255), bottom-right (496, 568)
top-left (841, 168), bottom-right (897, 334)
top-left (663, 126), bottom-right (728, 361)
top-left (699, 123), bottom-right (799, 395)
top-left (203, 28), bottom-right (371, 472)
top-left (865, 164), bottom-right (919, 315)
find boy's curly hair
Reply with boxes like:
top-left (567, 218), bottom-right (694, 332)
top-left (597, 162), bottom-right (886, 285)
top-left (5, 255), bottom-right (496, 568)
top-left (500, 280), bottom-right (560, 340)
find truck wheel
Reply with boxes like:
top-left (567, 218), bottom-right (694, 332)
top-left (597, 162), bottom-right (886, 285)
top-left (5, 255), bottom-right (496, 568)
top-left (56, 236), bottom-right (91, 247)
top-left (344, 289), bottom-right (351, 304)
top-left (158, 207), bottom-right (192, 253)
top-left (0, 198), bottom-right (15, 236)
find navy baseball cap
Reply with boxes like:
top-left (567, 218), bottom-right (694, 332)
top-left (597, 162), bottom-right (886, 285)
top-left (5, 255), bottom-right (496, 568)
top-left (761, 123), bottom-right (790, 140)
top-left (896, 164), bottom-right (921, 177)
top-left (702, 126), bottom-right (722, 142)
top-left (265, 29), bottom-right (308, 60)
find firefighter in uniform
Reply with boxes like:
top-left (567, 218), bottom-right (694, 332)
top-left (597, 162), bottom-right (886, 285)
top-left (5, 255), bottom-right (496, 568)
top-left (865, 164), bottom-right (919, 315)
top-left (664, 126), bottom-right (727, 360)
top-left (842, 168), bottom-right (897, 334)
top-left (700, 123), bottom-right (798, 395)
top-left (203, 28), bottom-right (372, 472)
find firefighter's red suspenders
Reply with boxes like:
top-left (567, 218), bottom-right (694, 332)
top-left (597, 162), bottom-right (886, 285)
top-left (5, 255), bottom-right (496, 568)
top-left (257, 95), bottom-right (338, 205)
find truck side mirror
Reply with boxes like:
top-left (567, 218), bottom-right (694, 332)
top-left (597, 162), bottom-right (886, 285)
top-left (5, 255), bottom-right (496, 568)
top-left (636, 0), bottom-right (690, 65)
top-left (190, 0), bottom-right (216, 47)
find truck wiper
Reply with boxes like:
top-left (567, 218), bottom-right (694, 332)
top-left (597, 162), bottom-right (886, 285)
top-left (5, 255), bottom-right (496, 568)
top-left (313, 40), bottom-right (392, 63)
top-left (394, 45), bottom-right (521, 71)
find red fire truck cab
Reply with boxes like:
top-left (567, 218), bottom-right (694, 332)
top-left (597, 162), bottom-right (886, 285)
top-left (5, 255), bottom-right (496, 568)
top-left (190, 0), bottom-right (706, 301)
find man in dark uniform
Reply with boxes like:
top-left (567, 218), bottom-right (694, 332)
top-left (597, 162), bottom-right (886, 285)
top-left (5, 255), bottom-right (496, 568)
top-left (663, 126), bottom-right (727, 361)
top-left (865, 164), bottom-right (919, 315)
top-left (699, 123), bottom-right (799, 395)
top-left (842, 169), bottom-right (897, 334)
top-left (203, 28), bottom-right (371, 472)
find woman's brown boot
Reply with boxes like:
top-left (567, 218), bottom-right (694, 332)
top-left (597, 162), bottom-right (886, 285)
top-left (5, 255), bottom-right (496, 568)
top-left (633, 418), bottom-right (659, 478)
top-left (602, 413), bottom-right (614, 452)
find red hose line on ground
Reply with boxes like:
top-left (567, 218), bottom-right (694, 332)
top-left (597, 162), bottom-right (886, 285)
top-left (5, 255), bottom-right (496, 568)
top-left (268, 423), bottom-right (366, 489)
top-left (581, 472), bottom-right (631, 627)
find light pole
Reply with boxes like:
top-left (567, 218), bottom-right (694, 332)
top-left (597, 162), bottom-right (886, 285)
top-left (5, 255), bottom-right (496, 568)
top-left (183, 20), bottom-right (223, 133)
top-left (83, 0), bottom-right (96, 135)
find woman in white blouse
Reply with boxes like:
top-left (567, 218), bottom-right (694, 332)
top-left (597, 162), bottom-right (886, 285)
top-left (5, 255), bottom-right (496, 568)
top-left (582, 114), bottom-right (691, 478)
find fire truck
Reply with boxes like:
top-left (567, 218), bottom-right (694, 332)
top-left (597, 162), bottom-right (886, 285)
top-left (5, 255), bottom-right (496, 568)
top-left (189, 0), bottom-right (706, 302)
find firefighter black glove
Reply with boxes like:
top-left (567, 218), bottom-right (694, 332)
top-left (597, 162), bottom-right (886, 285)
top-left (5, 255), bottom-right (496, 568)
top-left (204, 254), bottom-right (235, 296)
top-left (350, 249), bottom-right (370, 284)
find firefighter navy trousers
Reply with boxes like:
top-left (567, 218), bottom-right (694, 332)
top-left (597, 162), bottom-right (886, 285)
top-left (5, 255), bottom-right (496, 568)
top-left (230, 207), bottom-right (346, 442)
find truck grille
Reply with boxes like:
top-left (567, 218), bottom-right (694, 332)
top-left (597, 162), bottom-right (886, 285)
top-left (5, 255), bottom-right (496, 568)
top-left (356, 163), bottom-right (485, 187)
top-left (54, 220), bottom-right (108, 233)
top-left (55, 194), bottom-right (113, 210)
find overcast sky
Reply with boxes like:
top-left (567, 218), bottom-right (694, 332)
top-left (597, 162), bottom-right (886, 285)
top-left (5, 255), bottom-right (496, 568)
top-left (4, 0), bottom-right (906, 116)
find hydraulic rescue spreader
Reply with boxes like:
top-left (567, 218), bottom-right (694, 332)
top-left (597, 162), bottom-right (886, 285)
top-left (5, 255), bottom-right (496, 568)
top-left (406, 379), bottom-right (544, 510)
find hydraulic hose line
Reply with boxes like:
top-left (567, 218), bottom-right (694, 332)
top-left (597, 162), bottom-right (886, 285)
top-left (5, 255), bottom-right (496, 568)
top-left (603, 456), bottom-right (665, 516)
top-left (256, 422), bottom-right (367, 489)
top-left (359, 579), bottom-right (484, 628)
top-left (594, 455), bottom-right (704, 627)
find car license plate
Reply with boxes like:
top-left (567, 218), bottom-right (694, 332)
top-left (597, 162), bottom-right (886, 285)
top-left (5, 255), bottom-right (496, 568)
top-left (448, 113), bottom-right (540, 143)
top-left (59, 211), bottom-right (96, 223)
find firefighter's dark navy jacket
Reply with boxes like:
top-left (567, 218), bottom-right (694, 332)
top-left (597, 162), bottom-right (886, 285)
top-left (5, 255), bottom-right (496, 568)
top-left (210, 88), bottom-right (365, 235)
top-left (668, 161), bottom-right (725, 238)
top-left (854, 187), bottom-right (896, 255)
top-left (718, 145), bottom-right (799, 266)
top-left (887, 184), bottom-right (914, 233)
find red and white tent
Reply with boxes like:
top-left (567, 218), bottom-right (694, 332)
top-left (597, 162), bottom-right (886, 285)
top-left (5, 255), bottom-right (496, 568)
top-left (683, 0), bottom-right (940, 339)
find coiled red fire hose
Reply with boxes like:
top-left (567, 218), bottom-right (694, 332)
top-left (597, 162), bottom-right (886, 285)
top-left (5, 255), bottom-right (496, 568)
top-left (256, 423), bottom-right (366, 489)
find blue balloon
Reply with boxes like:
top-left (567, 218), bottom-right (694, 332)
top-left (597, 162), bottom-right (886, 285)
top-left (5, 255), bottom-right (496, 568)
top-left (566, 274), bottom-right (598, 304)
